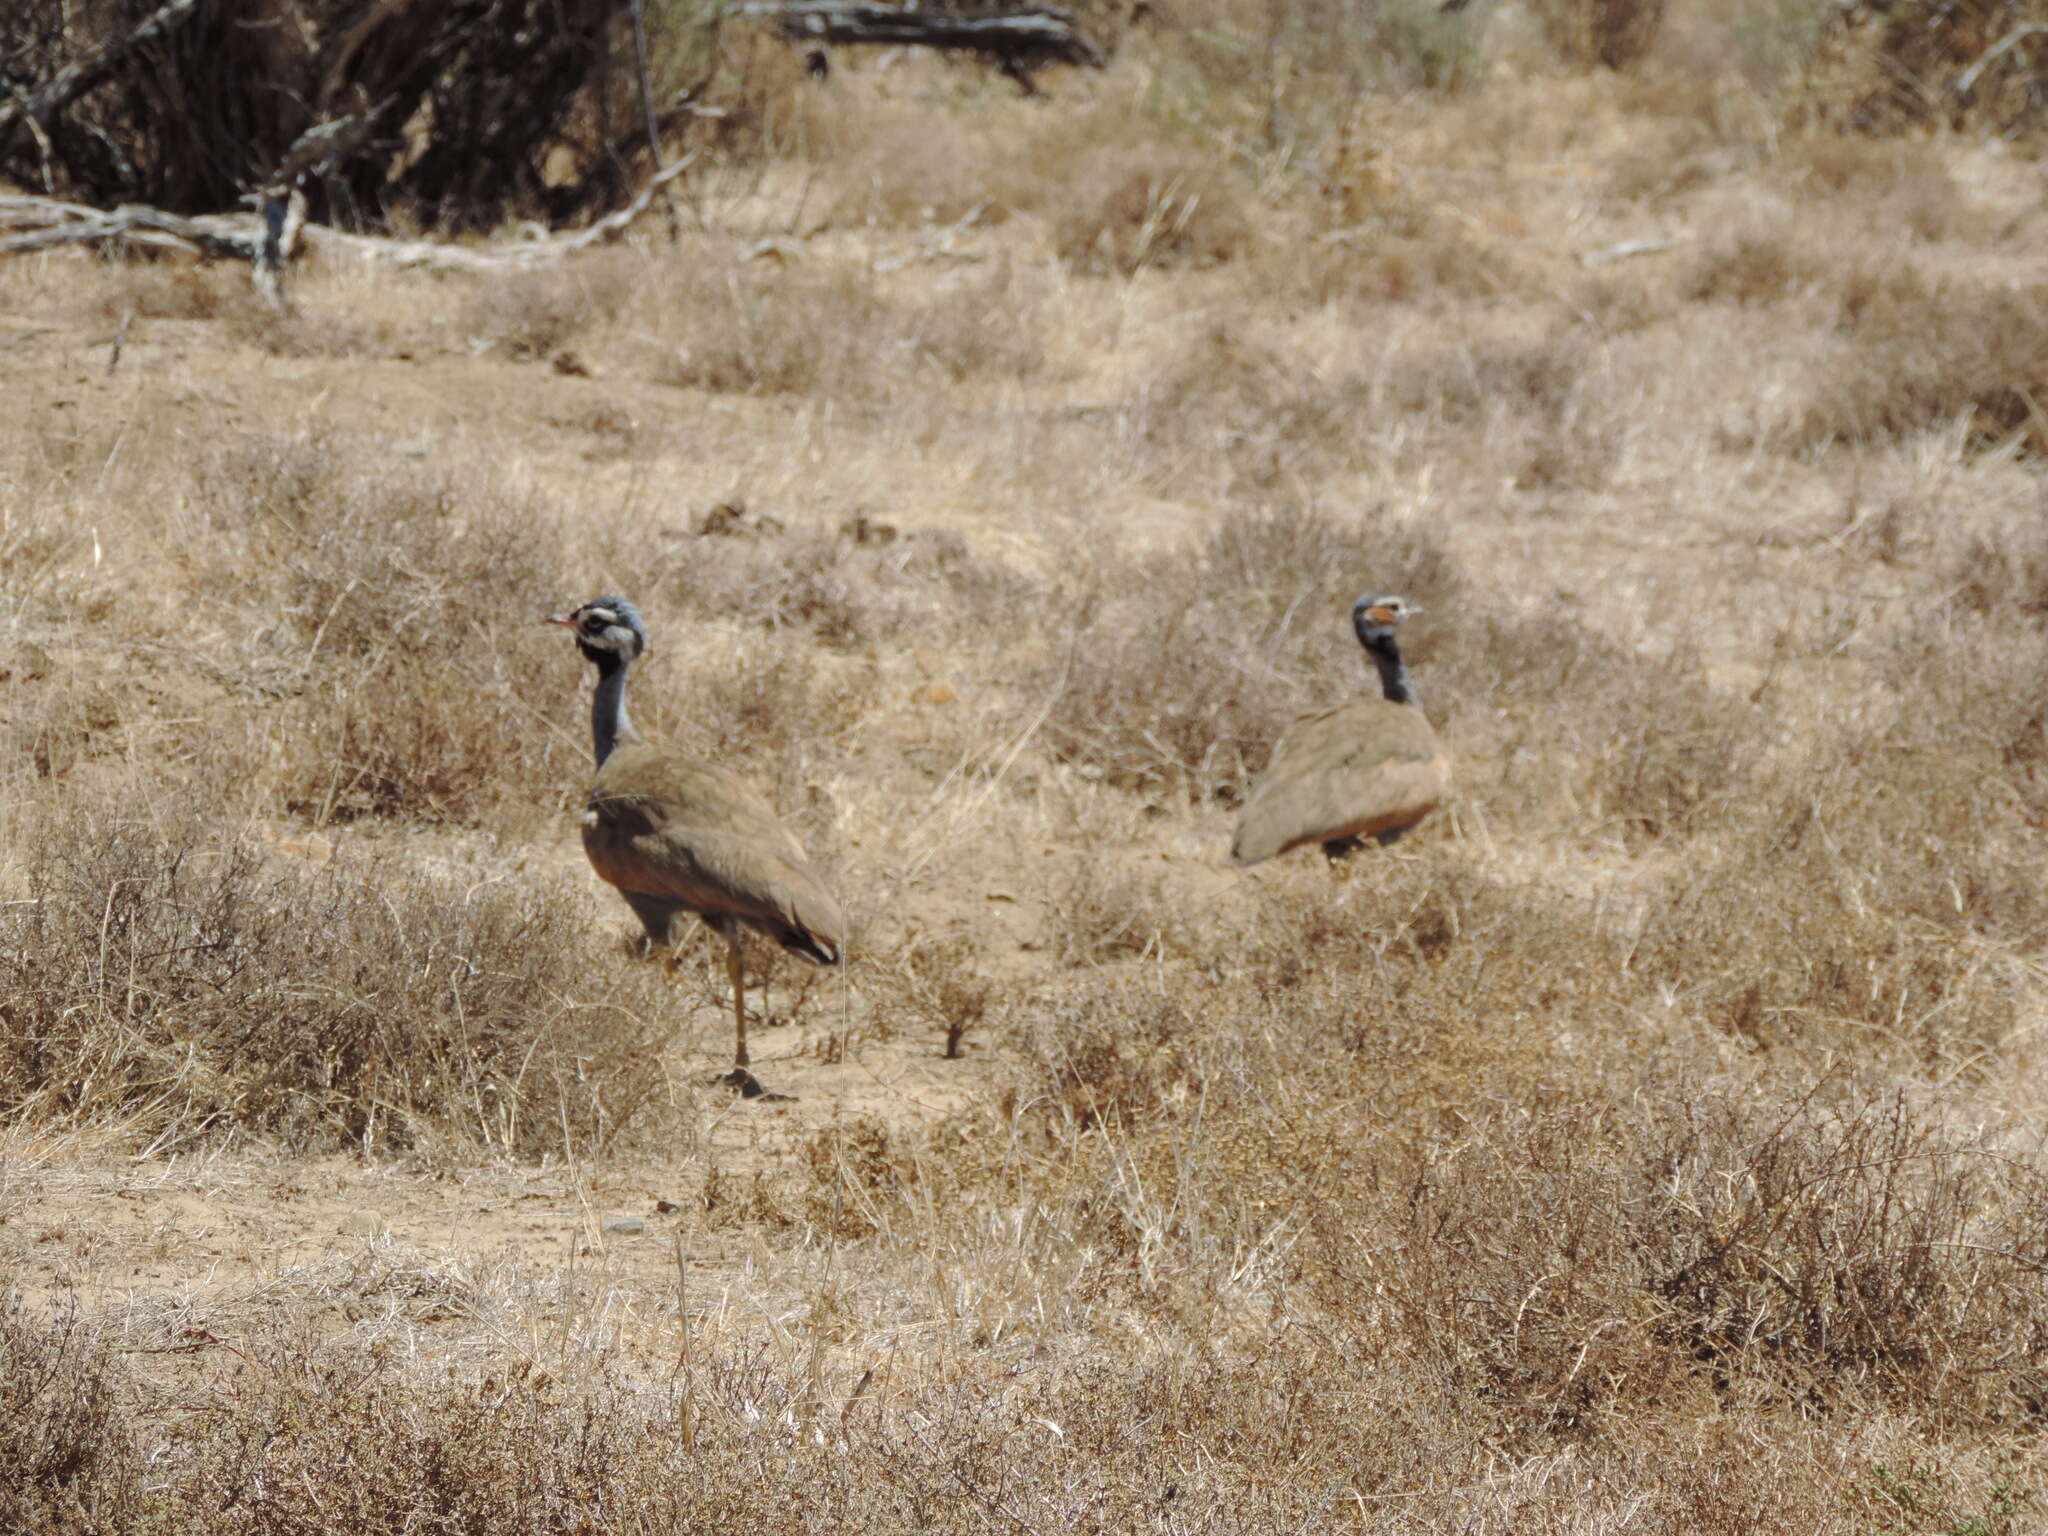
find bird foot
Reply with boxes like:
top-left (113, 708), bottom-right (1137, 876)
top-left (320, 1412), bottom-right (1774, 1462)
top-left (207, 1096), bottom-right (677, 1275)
top-left (714, 1067), bottom-right (797, 1103)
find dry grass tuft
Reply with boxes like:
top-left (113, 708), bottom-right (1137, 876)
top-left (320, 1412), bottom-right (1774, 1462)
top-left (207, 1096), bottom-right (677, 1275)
top-left (1791, 267), bottom-right (2048, 454)
top-left (1529, 0), bottom-right (1669, 71)
top-left (1046, 144), bottom-right (1253, 275)
top-left (0, 792), bottom-right (677, 1155)
top-left (0, 1301), bottom-right (135, 1534)
top-left (456, 251), bottom-right (640, 361)
top-left (1684, 225), bottom-right (1826, 306)
top-left (655, 255), bottom-right (1044, 395)
top-left (1040, 501), bottom-right (1457, 798)
top-left (184, 434), bottom-right (581, 823)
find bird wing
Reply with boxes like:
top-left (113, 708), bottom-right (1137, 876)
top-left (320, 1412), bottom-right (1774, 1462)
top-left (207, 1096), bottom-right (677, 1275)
top-left (583, 746), bottom-right (846, 960)
top-left (1231, 698), bottom-right (1448, 866)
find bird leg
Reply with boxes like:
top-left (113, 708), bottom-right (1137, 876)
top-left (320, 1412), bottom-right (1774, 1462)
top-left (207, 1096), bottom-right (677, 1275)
top-left (728, 935), bottom-right (749, 1070)
top-left (717, 934), bottom-right (795, 1102)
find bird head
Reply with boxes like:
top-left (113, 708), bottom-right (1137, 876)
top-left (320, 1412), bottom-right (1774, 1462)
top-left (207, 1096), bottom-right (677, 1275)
top-left (549, 596), bottom-right (649, 665)
top-left (1352, 591), bottom-right (1417, 645)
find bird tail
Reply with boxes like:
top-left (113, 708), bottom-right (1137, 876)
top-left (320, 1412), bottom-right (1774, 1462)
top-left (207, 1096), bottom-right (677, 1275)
top-left (777, 929), bottom-right (841, 966)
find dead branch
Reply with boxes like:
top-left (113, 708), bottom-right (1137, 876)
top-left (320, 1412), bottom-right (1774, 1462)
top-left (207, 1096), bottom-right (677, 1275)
top-left (0, 202), bottom-right (263, 261)
top-left (738, 2), bottom-right (1105, 91)
top-left (299, 153), bottom-right (696, 270)
top-left (1953, 24), bottom-right (2048, 106)
top-left (0, 154), bottom-right (695, 278)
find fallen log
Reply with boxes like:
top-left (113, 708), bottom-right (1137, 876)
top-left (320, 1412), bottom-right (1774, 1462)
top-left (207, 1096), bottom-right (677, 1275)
top-left (0, 201), bottom-right (262, 260)
top-left (739, 2), bottom-right (1104, 92)
top-left (0, 154), bottom-right (695, 281)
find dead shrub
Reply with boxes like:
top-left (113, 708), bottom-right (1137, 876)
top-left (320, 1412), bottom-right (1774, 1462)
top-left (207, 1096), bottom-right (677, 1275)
top-left (457, 251), bottom-right (639, 361)
top-left (1642, 1087), bottom-right (2048, 1423)
top-left (899, 936), bottom-right (994, 1058)
top-left (187, 434), bottom-right (581, 823)
top-left (1529, 0), bottom-right (1669, 70)
top-left (1947, 517), bottom-right (2048, 622)
top-left (1600, 114), bottom-right (1722, 204)
top-left (660, 642), bottom-right (873, 817)
top-left (1381, 332), bottom-right (1619, 487)
top-left (1049, 854), bottom-right (1177, 966)
top-left (1791, 268), bottom-right (2048, 453)
top-left (1040, 501), bottom-right (1458, 799)
top-left (1799, 0), bottom-right (2048, 139)
top-left (87, 258), bottom-right (239, 322)
top-left (802, 1117), bottom-right (905, 1239)
top-left (0, 1302), bottom-right (136, 1536)
top-left (1286, 221), bottom-right (1517, 307)
top-left (1043, 145), bottom-right (1252, 275)
top-left (1127, 319), bottom-right (1369, 492)
top-left (0, 793), bottom-right (676, 1155)
top-left (1683, 227), bottom-right (1824, 306)
top-left (644, 513), bottom-right (1032, 654)
top-left (1029, 999), bottom-right (1188, 1133)
top-left (1786, 135), bottom-right (1973, 241)
top-left (656, 257), bottom-right (1043, 396)
top-left (820, 110), bottom-right (1010, 231)
top-left (1424, 610), bottom-right (1762, 845)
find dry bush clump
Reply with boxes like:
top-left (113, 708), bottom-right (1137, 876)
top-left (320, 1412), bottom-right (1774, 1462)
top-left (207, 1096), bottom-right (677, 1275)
top-left (1285, 224), bottom-right (1516, 307)
top-left (183, 433), bottom-right (584, 823)
top-left (0, 792), bottom-right (676, 1156)
top-left (86, 259), bottom-right (241, 323)
top-left (644, 514), bottom-right (1031, 655)
top-left (0, 1302), bottom-right (135, 1534)
top-left (976, 931), bottom-right (2048, 1447)
top-left (1529, 0), bottom-right (1669, 70)
top-left (1383, 331), bottom-right (1621, 490)
top-left (1634, 629), bottom-right (2046, 1070)
top-left (1786, 135), bottom-right (1975, 242)
top-left (1790, 267), bottom-right (2048, 454)
top-left (456, 251), bottom-right (641, 361)
top-left (1797, 0), bottom-right (2048, 139)
top-left (1683, 225), bottom-right (1828, 306)
top-left (1039, 501), bottom-right (1457, 799)
top-left (656, 257), bottom-right (1045, 396)
top-left (1124, 317), bottom-right (1616, 495)
top-left (898, 937), bottom-right (994, 1058)
top-left (1948, 514), bottom-right (2048, 621)
top-left (1043, 145), bottom-right (1253, 275)
top-left (1165, 0), bottom-right (1482, 125)
top-left (819, 108), bottom-right (1012, 231)
top-left (659, 643), bottom-right (875, 819)
top-left (801, 1117), bottom-right (906, 1238)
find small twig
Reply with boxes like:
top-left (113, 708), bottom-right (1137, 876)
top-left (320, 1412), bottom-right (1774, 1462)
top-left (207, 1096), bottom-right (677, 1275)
top-left (1953, 24), bottom-right (2048, 106)
top-left (628, 0), bottom-right (681, 242)
top-left (105, 312), bottom-right (130, 376)
top-left (1577, 236), bottom-right (1680, 267)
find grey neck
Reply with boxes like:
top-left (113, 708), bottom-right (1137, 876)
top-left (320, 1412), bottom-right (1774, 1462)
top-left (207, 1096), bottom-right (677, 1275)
top-left (589, 651), bottom-right (637, 766)
top-left (1365, 639), bottom-right (1418, 706)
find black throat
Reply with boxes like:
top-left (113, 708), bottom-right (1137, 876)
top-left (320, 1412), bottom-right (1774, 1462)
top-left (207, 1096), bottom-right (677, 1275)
top-left (584, 645), bottom-right (632, 766)
top-left (1361, 633), bottom-right (1417, 705)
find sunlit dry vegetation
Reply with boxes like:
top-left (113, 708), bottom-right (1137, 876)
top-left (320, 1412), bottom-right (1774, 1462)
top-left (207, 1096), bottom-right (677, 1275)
top-left (3, 0), bottom-right (2048, 1528)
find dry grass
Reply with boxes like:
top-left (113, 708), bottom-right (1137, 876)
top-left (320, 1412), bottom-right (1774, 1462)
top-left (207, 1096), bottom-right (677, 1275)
top-left (6, 17), bottom-right (2048, 1531)
top-left (1530, 0), bottom-right (1670, 71)
top-left (1793, 267), bottom-right (2048, 454)
top-left (0, 789), bottom-right (678, 1156)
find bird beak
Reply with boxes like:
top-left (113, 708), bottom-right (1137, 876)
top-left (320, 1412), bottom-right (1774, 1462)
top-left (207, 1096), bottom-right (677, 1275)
top-left (546, 613), bottom-right (576, 628)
